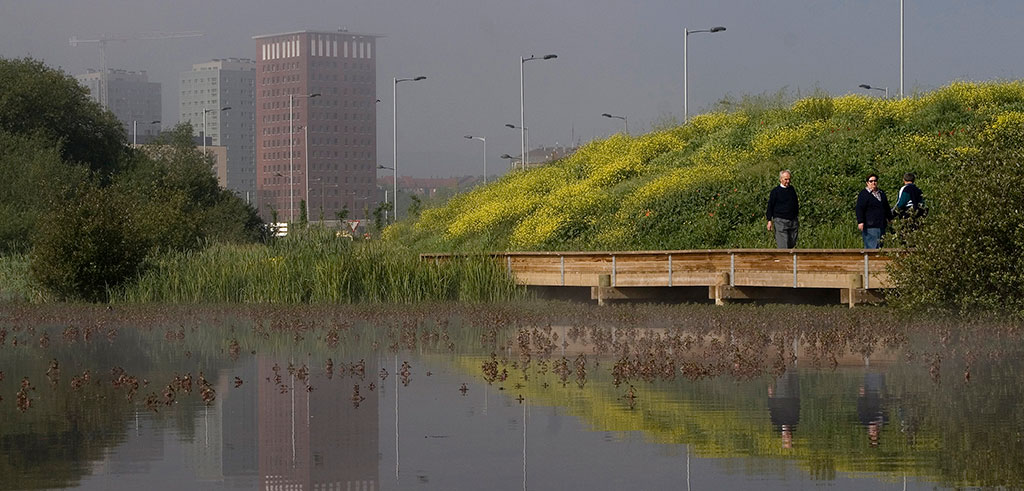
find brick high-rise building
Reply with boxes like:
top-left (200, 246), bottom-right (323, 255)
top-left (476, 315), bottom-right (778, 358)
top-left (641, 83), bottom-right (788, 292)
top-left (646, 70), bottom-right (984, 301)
top-left (180, 58), bottom-right (257, 203)
top-left (253, 30), bottom-right (378, 223)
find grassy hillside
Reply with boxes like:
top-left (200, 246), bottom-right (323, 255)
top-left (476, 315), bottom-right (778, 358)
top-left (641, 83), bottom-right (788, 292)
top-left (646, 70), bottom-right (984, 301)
top-left (388, 81), bottom-right (1024, 252)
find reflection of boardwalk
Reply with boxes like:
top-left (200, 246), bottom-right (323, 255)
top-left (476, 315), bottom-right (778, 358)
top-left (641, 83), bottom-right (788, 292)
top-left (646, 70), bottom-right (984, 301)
top-left (257, 357), bottom-right (379, 490)
top-left (424, 249), bottom-right (892, 306)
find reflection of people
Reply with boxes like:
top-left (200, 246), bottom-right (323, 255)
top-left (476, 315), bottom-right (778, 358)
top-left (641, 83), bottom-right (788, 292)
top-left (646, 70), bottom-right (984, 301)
top-left (857, 372), bottom-right (887, 447)
top-left (855, 174), bottom-right (893, 249)
top-left (766, 170), bottom-right (799, 249)
top-left (768, 369), bottom-right (800, 448)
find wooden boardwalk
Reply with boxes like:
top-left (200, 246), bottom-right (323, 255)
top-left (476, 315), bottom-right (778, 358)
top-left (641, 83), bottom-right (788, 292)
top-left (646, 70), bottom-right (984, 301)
top-left (422, 249), bottom-right (894, 306)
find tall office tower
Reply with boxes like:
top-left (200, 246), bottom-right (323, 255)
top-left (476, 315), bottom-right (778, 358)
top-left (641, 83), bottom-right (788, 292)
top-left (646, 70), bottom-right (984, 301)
top-left (180, 58), bottom-right (257, 202)
top-left (253, 30), bottom-right (378, 223)
top-left (75, 69), bottom-right (161, 143)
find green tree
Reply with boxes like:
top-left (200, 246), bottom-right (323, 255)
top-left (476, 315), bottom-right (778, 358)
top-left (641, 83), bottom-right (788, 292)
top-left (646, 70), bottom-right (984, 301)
top-left (889, 147), bottom-right (1024, 317)
top-left (298, 200), bottom-right (308, 229)
top-left (0, 132), bottom-right (91, 253)
top-left (29, 187), bottom-right (146, 302)
top-left (0, 57), bottom-right (126, 176)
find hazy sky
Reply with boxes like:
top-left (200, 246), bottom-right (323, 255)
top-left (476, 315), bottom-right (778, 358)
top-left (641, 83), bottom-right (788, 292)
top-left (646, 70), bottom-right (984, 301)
top-left (3, 0), bottom-right (1024, 178)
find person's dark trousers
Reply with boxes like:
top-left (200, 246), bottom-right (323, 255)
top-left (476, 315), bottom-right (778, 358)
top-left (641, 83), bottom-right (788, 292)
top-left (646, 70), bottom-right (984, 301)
top-left (773, 218), bottom-right (798, 249)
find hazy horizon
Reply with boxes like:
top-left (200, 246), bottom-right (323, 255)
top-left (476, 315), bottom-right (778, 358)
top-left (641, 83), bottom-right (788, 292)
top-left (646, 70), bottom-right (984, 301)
top-left (3, 0), bottom-right (1024, 178)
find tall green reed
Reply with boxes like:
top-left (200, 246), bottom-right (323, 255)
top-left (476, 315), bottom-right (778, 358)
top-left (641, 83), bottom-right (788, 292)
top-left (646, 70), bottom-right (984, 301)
top-left (113, 228), bottom-right (526, 304)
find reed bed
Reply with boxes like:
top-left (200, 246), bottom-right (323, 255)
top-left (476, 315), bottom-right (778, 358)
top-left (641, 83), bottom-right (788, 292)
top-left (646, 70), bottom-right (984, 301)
top-left (114, 229), bottom-right (525, 304)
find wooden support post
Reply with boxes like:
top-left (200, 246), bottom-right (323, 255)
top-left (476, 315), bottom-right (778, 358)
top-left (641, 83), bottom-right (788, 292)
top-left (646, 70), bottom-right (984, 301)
top-left (713, 272), bottom-right (729, 306)
top-left (844, 274), bottom-right (863, 308)
top-left (597, 274), bottom-right (611, 306)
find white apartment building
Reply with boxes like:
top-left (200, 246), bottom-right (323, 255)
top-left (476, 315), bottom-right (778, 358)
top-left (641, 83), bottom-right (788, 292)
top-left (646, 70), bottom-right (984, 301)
top-left (180, 58), bottom-right (257, 203)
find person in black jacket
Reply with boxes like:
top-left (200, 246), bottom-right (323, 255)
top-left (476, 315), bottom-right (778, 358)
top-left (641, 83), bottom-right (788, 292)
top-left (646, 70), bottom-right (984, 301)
top-left (894, 172), bottom-right (926, 219)
top-left (766, 170), bottom-right (799, 248)
top-left (855, 174), bottom-right (893, 249)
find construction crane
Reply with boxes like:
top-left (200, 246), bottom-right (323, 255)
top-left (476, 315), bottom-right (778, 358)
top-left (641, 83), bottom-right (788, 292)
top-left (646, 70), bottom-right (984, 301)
top-left (69, 31), bottom-right (203, 107)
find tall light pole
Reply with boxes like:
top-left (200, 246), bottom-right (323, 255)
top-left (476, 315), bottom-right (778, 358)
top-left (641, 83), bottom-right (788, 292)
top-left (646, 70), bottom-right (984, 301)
top-left (202, 106), bottom-right (231, 155)
top-left (133, 120), bottom-right (160, 146)
top-left (601, 113), bottom-right (628, 134)
top-left (302, 125), bottom-right (309, 222)
top-left (859, 84), bottom-right (889, 99)
top-left (377, 164), bottom-right (394, 223)
top-left (393, 76), bottom-right (426, 222)
top-left (520, 54), bottom-right (557, 172)
top-left (500, 154), bottom-right (521, 170)
top-left (288, 93), bottom-right (319, 224)
top-left (505, 123), bottom-right (528, 170)
top-left (684, 26), bottom-right (726, 123)
top-left (464, 135), bottom-right (487, 183)
top-left (900, 0), bottom-right (904, 98)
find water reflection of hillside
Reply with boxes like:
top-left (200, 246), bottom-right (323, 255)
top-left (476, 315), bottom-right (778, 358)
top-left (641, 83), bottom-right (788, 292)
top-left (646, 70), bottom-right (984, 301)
top-left (1, 304), bottom-right (1023, 489)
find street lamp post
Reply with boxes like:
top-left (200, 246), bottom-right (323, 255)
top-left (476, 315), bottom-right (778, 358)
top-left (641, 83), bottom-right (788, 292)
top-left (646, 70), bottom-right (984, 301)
top-left (377, 164), bottom-right (394, 224)
top-left (520, 54), bottom-right (557, 172)
top-left (900, 0), bottom-right (904, 99)
top-left (202, 106), bottom-right (231, 155)
top-left (310, 177), bottom-right (337, 225)
top-left (858, 84), bottom-right (889, 99)
top-left (500, 154), bottom-right (520, 170)
top-left (393, 76), bottom-right (426, 222)
top-left (601, 113), bottom-right (628, 134)
top-left (303, 125), bottom-right (309, 222)
top-left (683, 26), bottom-right (726, 123)
top-left (464, 135), bottom-right (487, 183)
top-left (505, 124), bottom-right (528, 170)
top-left (133, 120), bottom-right (160, 146)
top-left (288, 93), bottom-right (319, 224)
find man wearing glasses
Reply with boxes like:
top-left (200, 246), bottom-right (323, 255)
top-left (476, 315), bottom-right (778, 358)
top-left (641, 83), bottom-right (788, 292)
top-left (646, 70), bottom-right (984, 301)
top-left (855, 174), bottom-right (893, 249)
top-left (766, 170), bottom-right (799, 248)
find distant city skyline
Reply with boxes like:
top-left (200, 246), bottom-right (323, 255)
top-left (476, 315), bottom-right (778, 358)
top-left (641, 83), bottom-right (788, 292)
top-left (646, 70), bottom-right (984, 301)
top-left (4, 1), bottom-right (1024, 178)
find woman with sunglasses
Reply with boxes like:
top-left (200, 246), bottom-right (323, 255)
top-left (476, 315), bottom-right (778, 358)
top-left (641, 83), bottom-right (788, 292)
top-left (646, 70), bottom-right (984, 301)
top-left (855, 174), bottom-right (894, 249)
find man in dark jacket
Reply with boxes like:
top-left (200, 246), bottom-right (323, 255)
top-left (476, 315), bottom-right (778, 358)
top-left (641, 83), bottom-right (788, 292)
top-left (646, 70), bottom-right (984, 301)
top-left (766, 170), bottom-right (799, 248)
top-left (855, 174), bottom-right (893, 249)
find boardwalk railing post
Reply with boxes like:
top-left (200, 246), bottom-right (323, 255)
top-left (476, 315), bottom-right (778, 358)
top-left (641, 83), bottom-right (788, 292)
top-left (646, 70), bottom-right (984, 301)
top-left (668, 254), bottom-right (673, 287)
top-left (612, 255), bottom-right (617, 287)
top-left (560, 255), bottom-right (565, 286)
top-left (793, 253), bottom-right (798, 288)
top-left (730, 253), bottom-right (735, 286)
top-left (863, 254), bottom-right (870, 289)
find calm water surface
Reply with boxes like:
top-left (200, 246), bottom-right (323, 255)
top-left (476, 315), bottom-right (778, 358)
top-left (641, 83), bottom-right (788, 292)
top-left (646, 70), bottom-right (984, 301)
top-left (1, 304), bottom-right (1022, 490)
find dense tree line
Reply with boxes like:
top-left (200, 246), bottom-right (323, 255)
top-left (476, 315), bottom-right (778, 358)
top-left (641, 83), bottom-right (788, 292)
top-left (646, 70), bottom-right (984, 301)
top-left (0, 57), bottom-right (264, 301)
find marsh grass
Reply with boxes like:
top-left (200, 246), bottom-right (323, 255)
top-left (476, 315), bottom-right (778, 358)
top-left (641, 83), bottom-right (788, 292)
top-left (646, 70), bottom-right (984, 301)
top-left (114, 228), bottom-right (525, 304)
top-left (0, 254), bottom-right (49, 302)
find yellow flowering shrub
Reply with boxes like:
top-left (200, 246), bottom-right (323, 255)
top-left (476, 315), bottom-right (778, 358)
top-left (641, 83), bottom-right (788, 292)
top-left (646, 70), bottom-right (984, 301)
top-left (390, 80), bottom-right (1024, 253)
top-left (832, 94), bottom-right (875, 116)
top-left (979, 111), bottom-right (1024, 148)
top-left (750, 121), bottom-right (827, 157)
top-left (509, 182), bottom-right (609, 249)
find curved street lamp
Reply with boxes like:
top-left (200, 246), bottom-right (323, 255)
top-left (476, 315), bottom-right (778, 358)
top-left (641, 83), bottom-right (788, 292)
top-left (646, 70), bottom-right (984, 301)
top-left (601, 113), bottom-right (628, 134)
top-left (133, 119), bottom-right (160, 146)
top-left (684, 26), bottom-right (726, 123)
top-left (505, 123), bottom-right (528, 170)
top-left (520, 54), bottom-right (557, 172)
top-left (858, 84), bottom-right (889, 99)
top-left (288, 93), bottom-right (319, 223)
top-left (203, 106), bottom-right (231, 155)
top-left (393, 76), bottom-right (426, 221)
top-left (464, 135), bottom-right (487, 183)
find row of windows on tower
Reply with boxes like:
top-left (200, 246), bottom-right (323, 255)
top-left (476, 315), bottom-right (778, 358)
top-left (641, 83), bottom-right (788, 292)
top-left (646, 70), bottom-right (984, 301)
top-left (260, 150), bottom-right (374, 160)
